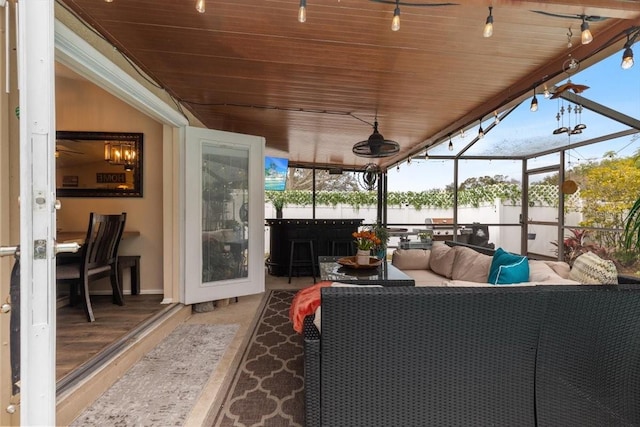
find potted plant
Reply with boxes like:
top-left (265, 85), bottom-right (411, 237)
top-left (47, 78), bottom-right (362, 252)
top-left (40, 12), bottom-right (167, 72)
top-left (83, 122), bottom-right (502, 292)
top-left (352, 230), bottom-right (381, 265)
top-left (371, 222), bottom-right (390, 259)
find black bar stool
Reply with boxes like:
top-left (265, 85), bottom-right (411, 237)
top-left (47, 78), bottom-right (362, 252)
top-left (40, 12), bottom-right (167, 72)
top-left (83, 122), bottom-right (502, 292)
top-left (330, 239), bottom-right (355, 257)
top-left (288, 239), bottom-right (317, 284)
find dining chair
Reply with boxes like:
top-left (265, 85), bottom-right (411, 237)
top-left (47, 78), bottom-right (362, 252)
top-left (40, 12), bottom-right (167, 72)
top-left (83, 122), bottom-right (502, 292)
top-left (57, 212), bottom-right (127, 322)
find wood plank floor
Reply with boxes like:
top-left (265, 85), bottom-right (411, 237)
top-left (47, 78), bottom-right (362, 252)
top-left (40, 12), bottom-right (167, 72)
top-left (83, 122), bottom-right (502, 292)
top-left (56, 294), bottom-right (165, 381)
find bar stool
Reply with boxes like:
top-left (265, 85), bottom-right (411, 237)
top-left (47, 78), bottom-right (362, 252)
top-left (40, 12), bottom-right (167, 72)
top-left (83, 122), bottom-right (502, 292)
top-left (288, 239), bottom-right (317, 284)
top-left (330, 239), bottom-right (355, 257)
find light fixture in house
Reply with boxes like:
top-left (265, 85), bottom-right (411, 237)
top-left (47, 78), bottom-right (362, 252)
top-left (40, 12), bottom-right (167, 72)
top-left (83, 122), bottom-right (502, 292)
top-left (298, 0), bottom-right (307, 23)
top-left (196, 0), bottom-right (205, 13)
top-left (104, 0), bottom-right (114, 3)
top-left (493, 111), bottom-right (500, 124)
top-left (104, 141), bottom-right (136, 171)
top-left (543, 84), bottom-right (551, 99)
top-left (483, 6), bottom-right (493, 38)
top-left (352, 119), bottom-right (400, 158)
top-left (448, 134), bottom-right (453, 151)
top-left (391, 0), bottom-right (401, 31)
top-left (530, 88), bottom-right (538, 112)
top-left (566, 28), bottom-right (573, 48)
top-left (477, 120), bottom-right (484, 139)
top-left (580, 16), bottom-right (593, 44)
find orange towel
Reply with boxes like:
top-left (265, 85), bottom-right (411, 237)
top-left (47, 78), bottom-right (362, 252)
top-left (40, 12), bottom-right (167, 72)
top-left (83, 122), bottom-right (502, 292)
top-left (289, 281), bottom-right (333, 334)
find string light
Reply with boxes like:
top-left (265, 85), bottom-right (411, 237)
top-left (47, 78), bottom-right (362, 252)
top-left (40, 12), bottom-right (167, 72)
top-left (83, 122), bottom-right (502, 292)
top-left (448, 134), bottom-right (454, 151)
top-left (477, 120), bottom-right (484, 139)
top-left (391, 0), bottom-right (400, 31)
top-left (543, 84), bottom-right (551, 98)
top-left (493, 111), bottom-right (500, 124)
top-left (580, 16), bottom-right (593, 44)
top-left (483, 6), bottom-right (494, 38)
top-left (298, 0), bottom-right (307, 23)
top-left (530, 88), bottom-right (539, 112)
top-left (196, 0), bottom-right (205, 13)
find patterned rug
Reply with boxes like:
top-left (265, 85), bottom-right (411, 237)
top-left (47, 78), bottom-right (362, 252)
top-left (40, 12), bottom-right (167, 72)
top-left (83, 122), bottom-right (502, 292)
top-left (71, 323), bottom-right (239, 426)
top-left (211, 290), bottom-right (305, 427)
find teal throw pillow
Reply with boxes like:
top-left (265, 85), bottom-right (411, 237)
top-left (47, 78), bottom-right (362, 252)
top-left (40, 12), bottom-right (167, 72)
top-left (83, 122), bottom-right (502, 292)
top-left (488, 247), bottom-right (529, 285)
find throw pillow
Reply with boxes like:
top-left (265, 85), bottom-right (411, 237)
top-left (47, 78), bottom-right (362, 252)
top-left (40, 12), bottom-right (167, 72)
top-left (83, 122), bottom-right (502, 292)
top-left (451, 246), bottom-right (492, 282)
top-left (429, 242), bottom-right (456, 278)
top-left (391, 249), bottom-right (430, 270)
top-left (569, 252), bottom-right (618, 284)
top-left (488, 247), bottom-right (530, 285)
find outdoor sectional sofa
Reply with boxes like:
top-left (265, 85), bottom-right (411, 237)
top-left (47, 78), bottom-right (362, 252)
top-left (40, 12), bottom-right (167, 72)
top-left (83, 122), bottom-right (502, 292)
top-left (303, 285), bottom-right (640, 427)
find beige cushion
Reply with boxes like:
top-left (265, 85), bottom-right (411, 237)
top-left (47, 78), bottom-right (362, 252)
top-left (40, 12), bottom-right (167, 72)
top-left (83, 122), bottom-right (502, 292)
top-left (543, 261), bottom-right (571, 279)
top-left (569, 252), bottom-right (618, 284)
top-left (528, 260), bottom-right (555, 282)
top-left (451, 246), bottom-right (492, 282)
top-left (403, 269), bottom-right (451, 286)
top-left (429, 242), bottom-right (456, 279)
top-left (391, 249), bottom-right (431, 270)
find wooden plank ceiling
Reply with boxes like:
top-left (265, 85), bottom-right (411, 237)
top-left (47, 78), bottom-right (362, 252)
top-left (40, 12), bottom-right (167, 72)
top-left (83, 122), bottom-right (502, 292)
top-left (57, 0), bottom-right (640, 171)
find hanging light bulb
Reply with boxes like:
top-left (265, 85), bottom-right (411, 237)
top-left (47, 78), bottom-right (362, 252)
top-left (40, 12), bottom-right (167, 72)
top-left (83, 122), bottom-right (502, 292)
top-left (298, 0), bottom-right (307, 23)
top-left (493, 111), bottom-right (500, 124)
top-left (483, 6), bottom-right (494, 38)
top-left (391, 0), bottom-right (400, 32)
top-left (530, 88), bottom-right (538, 112)
top-left (396, 164), bottom-right (400, 172)
top-left (195, 0), bottom-right (205, 13)
top-left (424, 148), bottom-right (429, 159)
top-left (477, 120), bottom-right (484, 139)
top-left (580, 17), bottom-right (593, 45)
top-left (621, 46), bottom-right (634, 70)
top-left (104, 0), bottom-right (114, 3)
top-left (448, 134), bottom-right (454, 151)
top-left (543, 84), bottom-right (551, 99)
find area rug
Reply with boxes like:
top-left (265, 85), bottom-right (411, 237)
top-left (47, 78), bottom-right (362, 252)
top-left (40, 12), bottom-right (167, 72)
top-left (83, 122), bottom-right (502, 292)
top-left (211, 290), bottom-right (305, 427)
top-left (71, 323), bottom-right (239, 427)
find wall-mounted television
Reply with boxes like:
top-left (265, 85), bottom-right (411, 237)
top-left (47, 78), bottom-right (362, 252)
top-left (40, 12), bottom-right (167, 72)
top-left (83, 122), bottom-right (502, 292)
top-left (264, 156), bottom-right (289, 191)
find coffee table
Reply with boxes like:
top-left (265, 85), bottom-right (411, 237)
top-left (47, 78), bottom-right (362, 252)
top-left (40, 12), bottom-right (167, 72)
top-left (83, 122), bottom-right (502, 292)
top-left (318, 256), bottom-right (415, 287)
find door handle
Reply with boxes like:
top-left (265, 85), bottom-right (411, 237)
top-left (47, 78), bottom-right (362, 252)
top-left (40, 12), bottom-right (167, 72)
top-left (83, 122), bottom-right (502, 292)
top-left (0, 246), bottom-right (18, 258)
top-left (55, 242), bottom-right (80, 254)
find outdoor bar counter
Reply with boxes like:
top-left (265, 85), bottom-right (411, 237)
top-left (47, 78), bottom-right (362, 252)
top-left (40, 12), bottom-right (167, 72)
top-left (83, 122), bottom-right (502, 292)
top-left (266, 218), bottom-right (363, 276)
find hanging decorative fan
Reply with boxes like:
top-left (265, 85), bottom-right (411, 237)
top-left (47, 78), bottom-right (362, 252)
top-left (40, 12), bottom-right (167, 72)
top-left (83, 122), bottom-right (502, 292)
top-left (358, 163), bottom-right (381, 191)
top-left (550, 55), bottom-right (589, 99)
top-left (352, 120), bottom-right (400, 158)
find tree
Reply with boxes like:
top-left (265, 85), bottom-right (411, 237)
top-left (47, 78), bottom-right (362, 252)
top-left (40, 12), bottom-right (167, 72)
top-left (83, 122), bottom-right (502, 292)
top-left (578, 156), bottom-right (640, 249)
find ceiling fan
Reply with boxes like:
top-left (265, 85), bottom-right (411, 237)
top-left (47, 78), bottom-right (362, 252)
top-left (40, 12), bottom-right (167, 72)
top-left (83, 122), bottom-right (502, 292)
top-left (352, 120), bottom-right (400, 158)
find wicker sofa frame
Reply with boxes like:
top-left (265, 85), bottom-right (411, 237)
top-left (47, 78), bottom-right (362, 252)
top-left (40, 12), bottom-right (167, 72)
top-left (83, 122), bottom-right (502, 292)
top-left (303, 285), bottom-right (640, 427)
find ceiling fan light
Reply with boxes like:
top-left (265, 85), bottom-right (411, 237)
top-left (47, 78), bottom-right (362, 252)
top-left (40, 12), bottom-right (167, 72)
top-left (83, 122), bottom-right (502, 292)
top-left (580, 19), bottom-right (593, 44)
top-left (483, 7), bottom-right (493, 38)
top-left (621, 46), bottom-right (634, 70)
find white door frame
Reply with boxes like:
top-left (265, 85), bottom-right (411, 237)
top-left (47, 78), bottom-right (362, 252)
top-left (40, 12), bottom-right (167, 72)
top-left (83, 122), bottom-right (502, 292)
top-left (18, 1), bottom-right (57, 424)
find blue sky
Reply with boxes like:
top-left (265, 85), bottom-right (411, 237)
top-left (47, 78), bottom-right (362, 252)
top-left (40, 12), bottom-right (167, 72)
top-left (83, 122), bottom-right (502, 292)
top-left (387, 49), bottom-right (640, 191)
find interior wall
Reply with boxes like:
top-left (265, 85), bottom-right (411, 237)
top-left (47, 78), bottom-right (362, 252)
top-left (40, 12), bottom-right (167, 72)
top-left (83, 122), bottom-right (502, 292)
top-left (55, 74), bottom-right (164, 294)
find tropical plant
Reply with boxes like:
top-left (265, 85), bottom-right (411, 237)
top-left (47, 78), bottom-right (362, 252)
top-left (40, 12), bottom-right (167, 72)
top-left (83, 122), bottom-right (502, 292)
top-left (550, 228), bottom-right (606, 266)
top-left (369, 222), bottom-right (389, 250)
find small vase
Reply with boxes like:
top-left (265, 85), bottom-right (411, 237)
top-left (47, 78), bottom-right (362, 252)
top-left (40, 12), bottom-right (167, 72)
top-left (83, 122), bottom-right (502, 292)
top-left (356, 249), bottom-right (370, 265)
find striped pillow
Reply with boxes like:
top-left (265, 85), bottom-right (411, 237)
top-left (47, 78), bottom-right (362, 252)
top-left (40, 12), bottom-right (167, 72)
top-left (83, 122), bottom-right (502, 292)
top-left (569, 252), bottom-right (618, 284)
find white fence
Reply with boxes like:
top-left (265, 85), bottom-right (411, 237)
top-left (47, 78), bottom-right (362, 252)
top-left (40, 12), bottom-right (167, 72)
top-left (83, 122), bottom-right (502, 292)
top-left (265, 200), bottom-right (583, 257)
